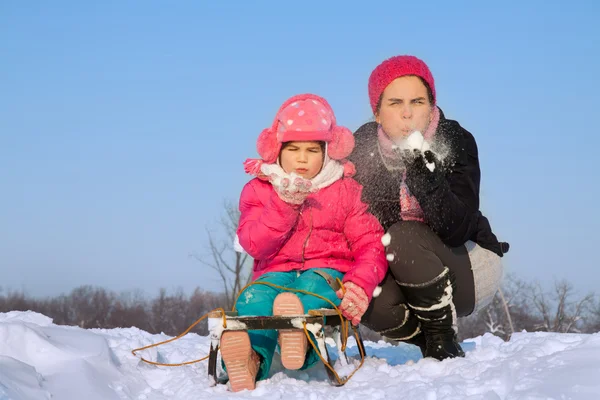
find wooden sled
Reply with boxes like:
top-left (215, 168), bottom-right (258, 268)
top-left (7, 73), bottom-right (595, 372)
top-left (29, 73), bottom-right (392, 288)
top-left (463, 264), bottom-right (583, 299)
top-left (206, 308), bottom-right (365, 386)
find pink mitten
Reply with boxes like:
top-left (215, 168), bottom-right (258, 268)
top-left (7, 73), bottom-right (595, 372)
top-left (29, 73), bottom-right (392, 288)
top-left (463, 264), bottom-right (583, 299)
top-left (336, 282), bottom-right (369, 326)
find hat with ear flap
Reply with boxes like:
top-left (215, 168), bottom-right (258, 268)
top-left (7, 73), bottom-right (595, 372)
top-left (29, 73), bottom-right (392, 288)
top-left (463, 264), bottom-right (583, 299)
top-left (256, 94), bottom-right (355, 164)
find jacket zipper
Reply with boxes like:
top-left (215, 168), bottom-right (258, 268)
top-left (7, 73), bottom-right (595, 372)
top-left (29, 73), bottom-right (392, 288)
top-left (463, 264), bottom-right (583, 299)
top-left (300, 206), bottom-right (313, 267)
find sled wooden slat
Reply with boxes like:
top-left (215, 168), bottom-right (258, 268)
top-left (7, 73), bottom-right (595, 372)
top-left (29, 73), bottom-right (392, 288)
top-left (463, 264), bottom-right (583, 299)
top-left (216, 315), bottom-right (337, 330)
top-left (207, 308), bottom-right (340, 319)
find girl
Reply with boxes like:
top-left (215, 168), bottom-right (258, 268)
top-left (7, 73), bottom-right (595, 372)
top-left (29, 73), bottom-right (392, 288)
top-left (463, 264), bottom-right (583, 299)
top-left (349, 55), bottom-right (508, 361)
top-left (221, 93), bottom-right (387, 392)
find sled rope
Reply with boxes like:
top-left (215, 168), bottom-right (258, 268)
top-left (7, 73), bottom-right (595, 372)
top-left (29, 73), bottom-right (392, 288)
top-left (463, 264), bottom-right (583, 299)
top-left (300, 281), bottom-right (366, 385)
top-left (304, 322), bottom-right (365, 384)
top-left (131, 307), bottom-right (227, 367)
top-left (131, 279), bottom-right (366, 385)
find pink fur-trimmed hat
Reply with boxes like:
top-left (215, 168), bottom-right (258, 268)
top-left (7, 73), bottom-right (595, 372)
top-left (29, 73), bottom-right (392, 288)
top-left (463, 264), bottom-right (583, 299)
top-left (256, 94), bottom-right (355, 164)
top-left (368, 55), bottom-right (436, 113)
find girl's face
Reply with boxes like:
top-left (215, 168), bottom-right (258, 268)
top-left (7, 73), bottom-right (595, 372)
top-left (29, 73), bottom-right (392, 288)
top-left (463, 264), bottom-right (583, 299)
top-left (279, 141), bottom-right (324, 179)
top-left (376, 75), bottom-right (433, 141)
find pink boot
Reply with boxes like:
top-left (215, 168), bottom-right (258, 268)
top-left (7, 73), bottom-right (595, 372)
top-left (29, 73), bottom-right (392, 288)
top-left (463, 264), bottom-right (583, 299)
top-left (273, 292), bottom-right (308, 370)
top-left (220, 331), bottom-right (260, 392)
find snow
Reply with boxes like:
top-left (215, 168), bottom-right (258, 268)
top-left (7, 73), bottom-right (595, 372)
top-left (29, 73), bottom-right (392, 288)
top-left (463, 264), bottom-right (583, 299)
top-left (405, 131), bottom-right (435, 172)
top-left (2, 311), bottom-right (600, 399)
top-left (381, 233), bottom-right (391, 247)
top-left (233, 234), bottom-right (245, 253)
top-left (372, 286), bottom-right (382, 298)
top-left (394, 131), bottom-right (437, 172)
top-left (405, 131), bottom-right (428, 152)
top-left (392, 131), bottom-right (430, 153)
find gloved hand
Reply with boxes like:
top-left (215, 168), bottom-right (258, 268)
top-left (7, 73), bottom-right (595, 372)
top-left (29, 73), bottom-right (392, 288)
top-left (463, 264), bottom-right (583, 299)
top-left (268, 172), bottom-right (313, 205)
top-left (336, 282), bottom-right (369, 326)
top-left (403, 149), bottom-right (444, 196)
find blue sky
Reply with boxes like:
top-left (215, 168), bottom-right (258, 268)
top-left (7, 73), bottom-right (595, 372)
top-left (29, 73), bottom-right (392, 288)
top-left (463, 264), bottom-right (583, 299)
top-left (1, 1), bottom-right (599, 298)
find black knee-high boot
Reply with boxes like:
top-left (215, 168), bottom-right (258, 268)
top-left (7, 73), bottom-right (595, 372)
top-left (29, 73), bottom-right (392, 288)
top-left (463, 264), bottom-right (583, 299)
top-left (360, 273), bottom-right (428, 355)
top-left (400, 267), bottom-right (465, 361)
top-left (377, 305), bottom-right (427, 356)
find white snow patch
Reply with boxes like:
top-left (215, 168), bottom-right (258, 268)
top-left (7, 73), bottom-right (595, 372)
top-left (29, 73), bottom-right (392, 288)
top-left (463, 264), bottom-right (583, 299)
top-left (209, 320), bottom-right (248, 342)
top-left (381, 233), bottom-right (391, 247)
top-left (405, 130), bottom-right (426, 151)
top-left (395, 131), bottom-right (438, 171)
top-left (372, 286), bottom-right (383, 298)
top-left (1, 311), bottom-right (600, 399)
top-left (233, 234), bottom-right (245, 253)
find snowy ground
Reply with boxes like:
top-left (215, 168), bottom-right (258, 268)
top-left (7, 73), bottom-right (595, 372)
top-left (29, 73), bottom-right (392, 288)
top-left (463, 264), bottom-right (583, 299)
top-left (1, 311), bottom-right (600, 400)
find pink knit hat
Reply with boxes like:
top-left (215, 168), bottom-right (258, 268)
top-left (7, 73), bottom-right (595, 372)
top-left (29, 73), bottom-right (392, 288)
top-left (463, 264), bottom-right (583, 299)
top-left (256, 93), bottom-right (355, 164)
top-left (368, 55), bottom-right (436, 113)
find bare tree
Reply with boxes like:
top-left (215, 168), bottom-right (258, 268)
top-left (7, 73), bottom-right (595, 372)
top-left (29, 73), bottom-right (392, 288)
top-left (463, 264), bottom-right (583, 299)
top-left (191, 199), bottom-right (253, 309)
top-left (43, 295), bottom-right (72, 326)
top-left (458, 274), bottom-right (530, 341)
top-left (483, 306), bottom-right (506, 337)
top-left (108, 290), bottom-right (150, 331)
top-left (187, 288), bottom-right (228, 335)
top-left (0, 288), bottom-right (29, 313)
top-left (150, 288), bottom-right (190, 335)
top-left (584, 298), bottom-right (600, 333)
top-left (530, 280), bottom-right (594, 333)
top-left (68, 286), bottom-right (113, 328)
top-left (497, 288), bottom-right (514, 337)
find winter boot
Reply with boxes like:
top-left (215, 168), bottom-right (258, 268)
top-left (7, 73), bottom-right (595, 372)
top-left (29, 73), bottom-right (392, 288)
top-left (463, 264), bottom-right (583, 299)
top-left (273, 292), bottom-right (308, 370)
top-left (401, 267), bottom-right (465, 361)
top-left (220, 331), bottom-right (261, 392)
top-left (383, 331), bottom-right (428, 356)
top-left (378, 305), bottom-right (427, 356)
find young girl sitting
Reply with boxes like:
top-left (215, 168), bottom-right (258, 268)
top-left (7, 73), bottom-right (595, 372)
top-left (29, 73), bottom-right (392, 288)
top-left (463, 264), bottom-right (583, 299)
top-left (222, 94), bottom-right (387, 392)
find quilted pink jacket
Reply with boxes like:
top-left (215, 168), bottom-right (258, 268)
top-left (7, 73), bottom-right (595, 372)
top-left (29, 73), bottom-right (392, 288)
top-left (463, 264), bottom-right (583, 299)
top-left (237, 177), bottom-right (387, 300)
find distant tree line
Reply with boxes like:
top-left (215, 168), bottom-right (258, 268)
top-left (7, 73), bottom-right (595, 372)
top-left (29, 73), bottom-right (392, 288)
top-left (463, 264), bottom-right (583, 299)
top-left (0, 285), bottom-right (227, 336)
top-left (457, 274), bottom-right (600, 341)
top-left (1, 274), bottom-right (598, 341)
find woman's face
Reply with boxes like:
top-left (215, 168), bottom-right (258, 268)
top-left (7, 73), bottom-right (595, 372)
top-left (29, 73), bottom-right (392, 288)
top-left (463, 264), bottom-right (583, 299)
top-left (376, 75), bottom-right (433, 140)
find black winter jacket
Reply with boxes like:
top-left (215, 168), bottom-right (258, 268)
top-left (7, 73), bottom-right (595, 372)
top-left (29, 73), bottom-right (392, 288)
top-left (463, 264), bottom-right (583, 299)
top-left (349, 109), bottom-right (508, 257)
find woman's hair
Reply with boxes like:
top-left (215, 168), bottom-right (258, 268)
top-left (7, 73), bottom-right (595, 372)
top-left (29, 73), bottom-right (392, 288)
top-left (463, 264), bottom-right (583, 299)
top-left (375, 76), bottom-right (435, 115)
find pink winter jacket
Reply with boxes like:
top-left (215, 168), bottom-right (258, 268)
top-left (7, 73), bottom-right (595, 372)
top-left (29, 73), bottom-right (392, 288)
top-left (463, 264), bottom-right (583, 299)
top-left (237, 177), bottom-right (388, 301)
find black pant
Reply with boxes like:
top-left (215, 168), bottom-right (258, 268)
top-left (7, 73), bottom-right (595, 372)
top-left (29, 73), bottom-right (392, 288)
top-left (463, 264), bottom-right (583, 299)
top-left (361, 221), bottom-right (475, 334)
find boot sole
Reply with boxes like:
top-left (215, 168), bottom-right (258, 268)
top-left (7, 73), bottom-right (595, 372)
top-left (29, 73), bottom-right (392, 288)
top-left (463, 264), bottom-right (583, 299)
top-left (220, 331), bottom-right (257, 392)
top-left (273, 292), bottom-right (307, 370)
